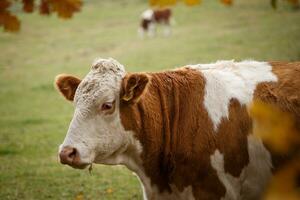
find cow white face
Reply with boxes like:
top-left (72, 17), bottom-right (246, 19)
top-left (55, 58), bottom-right (149, 169)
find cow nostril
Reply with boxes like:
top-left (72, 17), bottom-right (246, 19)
top-left (59, 146), bottom-right (78, 165)
top-left (69, 148), bottom-right (77, 159)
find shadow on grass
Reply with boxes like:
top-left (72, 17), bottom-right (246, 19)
top-left (0, 149), bottom-right (18, 156)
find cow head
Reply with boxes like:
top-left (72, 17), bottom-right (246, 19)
top-left (55, 58), bottom-right (149, 169)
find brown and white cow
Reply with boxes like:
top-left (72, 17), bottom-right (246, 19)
top-left (138, 8), bottom-right (172, 38)
top-left (55, 58), bottom-right (300, 200)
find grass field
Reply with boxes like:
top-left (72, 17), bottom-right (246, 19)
top-left (0, 0), bottom-right (299, 199)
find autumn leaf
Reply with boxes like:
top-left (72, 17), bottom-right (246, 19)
top-left (184, 0), bottom-right (201, 6)
top-left (249, 101), bottom-right (300, 154)
top-left (0, 0), bottom-right (83, 32)
top-left (74, 192), bottom-right (84, 200)
top-left (263, 158), bottom-right (300, 200)
top-left (149, 0), bottom-right (233, 7)
top-left (149, 0), bottom-right (200, 7)
top-left (49, 0), bottom-right (83, 19)
top-left (220, 0), bottom-right (233, 6)
top-left (0, 12), bottom-right (21, 32)
top-left (22, 0), bottom-right (34, 13)
top-left (149, 0), bottom-right (177, 7)
top-left (0, 0), bottom-right (21, 32)
top-left (106, 188), bottom-right (113, 194)
top-left (250, 101), bottom-right (300, 199)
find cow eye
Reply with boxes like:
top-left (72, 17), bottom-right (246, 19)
top-left (101, 102), bottom-right (113, 111)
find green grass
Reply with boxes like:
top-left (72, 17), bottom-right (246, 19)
top-left (0, 0), bottom-right (299, 199)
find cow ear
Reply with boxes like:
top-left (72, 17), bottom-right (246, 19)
top-left (55, 74), bottom-right (81, 101)
top-left (122, 73), bottom-right (150, 103)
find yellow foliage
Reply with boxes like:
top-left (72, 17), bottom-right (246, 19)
top-left (106, 188), bottom-right (113, 194)
top-left (74, 192), bottom-right (84, 200)
top-left (149, 0), bottom-right (235, 7)
top-left (220, 0), bottom-right (233, 6)
top-left (150, 0), bottom-right (201, 7)
top-left (184, 0), bottom-right (202, 6)
top-left (263, 158), bottom-right (300, 200)
top-left (249, 101), bottom-right (300, 154)
top-left (149, 0), bottom-right (177, 7)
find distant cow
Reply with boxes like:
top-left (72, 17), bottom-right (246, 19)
top-left (55, 58), bottom-right (300, 200)
top-left (138, 8), bottom-right (172, 38)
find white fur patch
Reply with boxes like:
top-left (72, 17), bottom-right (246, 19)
top-left (142, 9), bottom-right (154, 20)
top-left (210, 135), bottom-right (272, 200)
top-left (188, 60), bottom-right (277, 131)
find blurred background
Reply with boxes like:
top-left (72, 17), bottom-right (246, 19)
top-left (0, 0), bottom-right (300, 199)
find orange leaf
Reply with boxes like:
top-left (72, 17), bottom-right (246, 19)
top-left (49, 0), bottom-right (82, 19)
top-left (220, 0), bottom-right (233, 6)
top-left (0, 12), bottom-right (21, 32)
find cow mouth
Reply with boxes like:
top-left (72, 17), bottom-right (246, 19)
top-left (68, 162), bottom-right (90, 169)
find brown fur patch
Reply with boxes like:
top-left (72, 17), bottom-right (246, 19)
top-left (153, 9), bottom-right (172, 24)
top-left (119, 68), bottom-right (253, 199)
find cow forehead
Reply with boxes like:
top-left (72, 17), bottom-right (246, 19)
top-left (74, 58), bottom-right (126, 107)
top-left (91, 58), bottom-right (125, 74)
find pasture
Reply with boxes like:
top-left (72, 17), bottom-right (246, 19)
top-left (0, 0), bottom-right (299, 199)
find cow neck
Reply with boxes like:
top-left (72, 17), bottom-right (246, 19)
top-left (120, 69), bottom-right (208, 191)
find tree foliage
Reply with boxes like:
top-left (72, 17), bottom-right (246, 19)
top-left (0, 0), bottom-right (82, 32)
top-left (149, 0), bottom-right (299, 8)
top-left (149, 0), bottom-right (233, 7)
top-left (0, 0), bottom-right (21, 32)
top-left (250, 101), bottom-right (300, 199)
top-left (1, 0), bottom-right (299, 32)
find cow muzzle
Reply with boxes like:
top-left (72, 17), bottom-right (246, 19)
top-left (59, 146), bottom-right (88, 169)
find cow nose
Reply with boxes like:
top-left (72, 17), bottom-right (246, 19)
top-left (59, 146), bottom-right (77, 165)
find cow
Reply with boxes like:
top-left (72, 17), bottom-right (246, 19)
top-left (138, 8), bottom-right (172, 38)
top-left (55, 58), bottom-right (300, 200)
